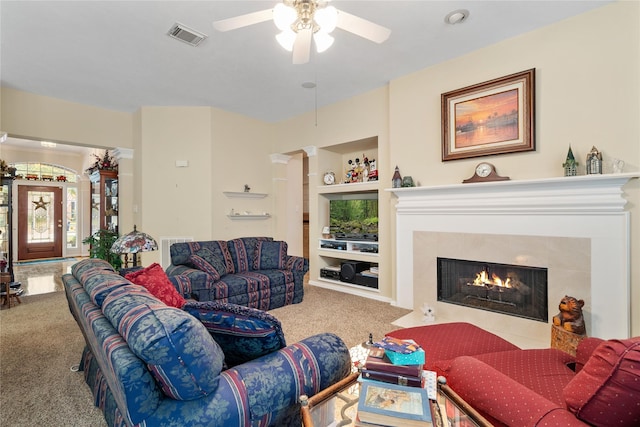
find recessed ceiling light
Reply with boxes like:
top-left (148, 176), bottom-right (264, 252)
top-left (302, 82), bottom-right (317, 89)
top-left (445, 9), bottom-right (469, 25)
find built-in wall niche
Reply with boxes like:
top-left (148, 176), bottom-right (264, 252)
top-left (318, 136), bottom-right (378, 186)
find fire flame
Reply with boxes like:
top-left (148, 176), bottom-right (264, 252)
top-left (473, 270), bottom-right (511, 288)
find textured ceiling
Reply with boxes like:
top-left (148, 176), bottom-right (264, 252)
top-left (1, 1), bottom-right (612, 123)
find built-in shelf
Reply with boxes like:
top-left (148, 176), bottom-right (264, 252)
top-left (318, 238), bottom-right (379, 261)
top-left (227, 214), bottom-right (271, 220)
top-left (317, 181), bottom-right (378, 194)
top-left (223, 191), bottom-right (268, 199)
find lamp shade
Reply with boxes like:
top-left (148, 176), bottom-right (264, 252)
top-left (276, 29), bottom-right (297, 51)
top-left (314, 5), bottom-right (337, 33)
top-left (273, 3), bottom-right (297, 31)
top-left (111, 225), bottom-right (158, 254)
top-left (313, 30), bottom-right (334, 53)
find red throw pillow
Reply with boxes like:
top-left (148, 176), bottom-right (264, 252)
top-left (563, 337), bottom-right (640, 427)
top-left (125, 263), bottom-right (187, 308)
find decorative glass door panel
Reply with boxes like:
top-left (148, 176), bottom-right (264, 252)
top-left (18, 186), bottom-right (63, 260)
top-left (0, 177), bottom-right (12, 281)
top-left (66, 187), bottom-right (78, 249)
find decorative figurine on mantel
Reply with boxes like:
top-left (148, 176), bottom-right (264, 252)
top-left (392, 166), bottom-right (402, 188)
top-left (586, 146), bottom-right (603, 175)
top-left (244, 184), bottom-right (251, 193)
top-left (563, 145), bottom-right (578, 176)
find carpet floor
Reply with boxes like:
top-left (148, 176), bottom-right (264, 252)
top-left (0, 285), bottom-right (411, 426)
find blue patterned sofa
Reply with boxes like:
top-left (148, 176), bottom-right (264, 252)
top-left (165, 237), bottom-right (308, 310)
top-left (63, 258), bottom-right (350, 427)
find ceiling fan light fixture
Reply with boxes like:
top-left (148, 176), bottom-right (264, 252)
top-left (276, 29), bottom-right (297, 51)
top-left (274, 3), bottom-right (297, 31)
top-left (314, 5), bottom-right (338, 33)
top-left (314, 30), bottom-right (334, 53)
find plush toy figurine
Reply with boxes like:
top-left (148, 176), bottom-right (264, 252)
top-left (552, 295), bottom-right (586, 335)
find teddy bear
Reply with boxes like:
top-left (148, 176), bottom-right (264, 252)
top-left (552, 295), bottom-right (586, 335)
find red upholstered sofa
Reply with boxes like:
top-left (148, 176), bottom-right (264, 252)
top-left (387, 323), bottom-right (640, 427)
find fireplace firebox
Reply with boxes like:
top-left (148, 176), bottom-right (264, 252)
top-left (437, 257), bottom-right (548, 322)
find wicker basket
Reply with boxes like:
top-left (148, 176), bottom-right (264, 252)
top-left (551, 324), bottom-right (586, 357)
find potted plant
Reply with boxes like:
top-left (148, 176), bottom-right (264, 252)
top-left (82, 229), bottom-right (122, 270)
top-left (85, 150), bottom-right (118, 175)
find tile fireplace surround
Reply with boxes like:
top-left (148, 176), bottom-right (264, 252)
top-left (389, 173), bottom-right (639, 348)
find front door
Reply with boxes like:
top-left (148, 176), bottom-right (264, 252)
top-left (18, 185), bottom-right (63, 260)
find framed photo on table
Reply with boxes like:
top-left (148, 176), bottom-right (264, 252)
top-left (441, 69), bottom-right (535, 161)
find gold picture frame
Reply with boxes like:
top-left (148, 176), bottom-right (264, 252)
top-left (441, 69), bottom-right (535, 161)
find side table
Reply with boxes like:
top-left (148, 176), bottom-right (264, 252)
top-left (300, 372), bottom-right (360, 427)
top-left (1, 276), bottom-right (23, 308)
top-left (300, 373), bottom-right (493, 427)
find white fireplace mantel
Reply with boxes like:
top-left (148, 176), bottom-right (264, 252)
top-left (386, 172), bottom-right (639, 214)
top-left (387, 172), bottom-right (639, 342)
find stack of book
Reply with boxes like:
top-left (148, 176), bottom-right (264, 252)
top-left (355, 337), bottom-right (436, 426)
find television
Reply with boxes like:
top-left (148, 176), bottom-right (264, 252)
top-left (329, 197), bottom-right (378, 241)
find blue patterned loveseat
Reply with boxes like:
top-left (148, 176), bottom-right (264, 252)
top-left (63, 258), bottom-right (350, 427)
top-left (165, 237), bottom-right (308, 310)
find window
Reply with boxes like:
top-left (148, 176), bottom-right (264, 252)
top-left (67, 187), bottom-right (78, 248)
top-left (11, 162), bottom-right (78, 183)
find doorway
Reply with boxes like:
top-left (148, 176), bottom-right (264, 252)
top-left (17, 185), bottom-right (63, 260)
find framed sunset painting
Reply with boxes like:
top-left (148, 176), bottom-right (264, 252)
top-left (441, 69), bottom-right (535, 161)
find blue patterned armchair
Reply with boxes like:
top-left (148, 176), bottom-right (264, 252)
top-left (63, 259), bottom-right (350, 427)
top-left (166, 237), bottom-right (308, 310)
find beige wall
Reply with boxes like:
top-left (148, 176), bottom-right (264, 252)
top-left (210, 108), bottom-right (277, 241)
top-left (0, 87), bottom-right (132, 149)
top-left (137, 107), bottom-right (214, 261)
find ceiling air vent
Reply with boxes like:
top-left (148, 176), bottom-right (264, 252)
top-left (167, 23), bottom-right (207, 47)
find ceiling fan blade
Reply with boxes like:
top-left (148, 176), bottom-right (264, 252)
top-left (336, 10), bottom-right (391, 44)
top-left (213, 9), bottom-right (273, 32)
top-left (292, 28), bottom-right (312, 64)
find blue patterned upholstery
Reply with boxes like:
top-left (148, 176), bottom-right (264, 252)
top-left (183, 300), bottom-right (286, 367)
top-left (227, 237), bottom-right (273, 272)
top-left (166, 237), bottom-right (308, 310)
top-left (253, 240), bottom-right (288, 270)
top-left (170, 241), bottom-right (235, 274)
top-left (63, 258), bottom-right (350, 427)
top-left (102, 285), bottom-right (224, 400)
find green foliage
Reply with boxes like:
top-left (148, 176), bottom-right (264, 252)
top-left (82, 229), bottom-right (122, 270)
top-left (330, 199), bottom-right (378, 234)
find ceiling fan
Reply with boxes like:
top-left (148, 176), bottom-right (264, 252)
top-left (212, 0), bottom-right (391, 64)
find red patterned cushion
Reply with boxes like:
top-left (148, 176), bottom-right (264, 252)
top-left (563, 338), bottom-right (640, 427)
top-left (387, 322), bottom-right (520, 375)
top-left (472, 348), bottom-right (575, 405)
top-left (447, 356), bottom-right (563, 426)
top-left (125, 263), bottom-right (187, 308)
